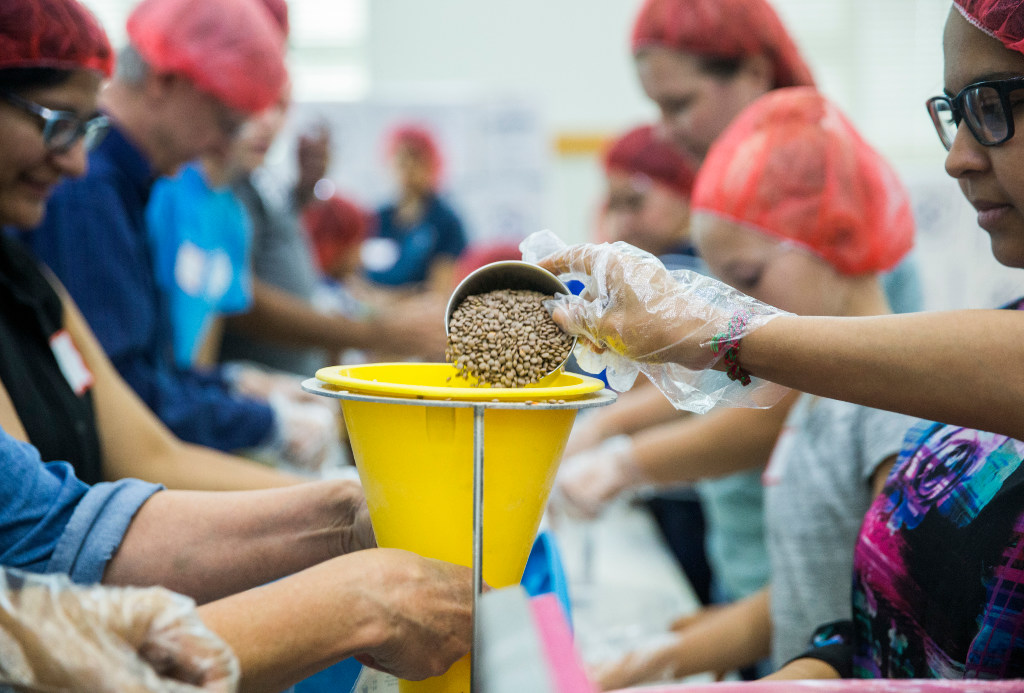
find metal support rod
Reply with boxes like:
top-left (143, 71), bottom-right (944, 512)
top-left (470, 404), bottom-right (485, 692)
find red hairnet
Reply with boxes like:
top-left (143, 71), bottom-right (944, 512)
top-left (0, 0), bottom-right (113, 77)
top-left (692, 87), bottom-right (914, 275)
top-left (955, 0), bottom-right (1024, 54)
top-left (631, 0), bottom-right (815, 89)
top-left (604, 125), bottom-right (698, 199)
top-left (387, 124), bottom-right (444, 187)
top-left (126, 0), bottom-right (286, 113)
top-left (454, 242), bottom-right (524, 284)
top-left (302, 195), bottom-right (369, 275)
top-left (258, 0), bottom-right (290, 37)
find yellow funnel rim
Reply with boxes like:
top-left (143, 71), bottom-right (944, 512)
top-left (315, 363), bottom-right (605, 402)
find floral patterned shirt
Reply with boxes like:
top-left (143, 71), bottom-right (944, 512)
top-left (803, 297), bottom-right (1024, 678)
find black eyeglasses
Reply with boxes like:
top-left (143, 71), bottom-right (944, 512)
top-left (1, 92), bottom-right (110, 153)
top-left (926, 76), bottom-right (1024, 150)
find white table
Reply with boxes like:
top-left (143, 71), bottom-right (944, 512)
top-left (549, 498), bottom-right (709, 682)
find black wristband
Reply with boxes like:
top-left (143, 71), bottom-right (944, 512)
top-left (785, 620), bottom-right (854, 679)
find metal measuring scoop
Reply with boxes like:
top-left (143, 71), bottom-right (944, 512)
top-left (445, 260), bottom-right (578, 380)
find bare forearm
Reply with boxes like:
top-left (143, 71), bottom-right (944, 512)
top-left (103, 480), bottom-right (364, 603)
top-left (159, 443), bottom-right (303, 490)
top-left (197, 555), bottom-right (381, 693)
top-left (597, 588), bottom-right (772, 689)
top-left (672, 587), bottom-right (773, 678)
top-left (594, 381), bottom-right (682, 438)
top-left (228, 281), bottom-right (375, 352)
top-left (761, 658), bottom-right (840, 680)
top-left (104, 437), bottom-right (302, 491)
top-left (631, 391), bottom-right (798, 484)
top-left (740, 311), bottom-right (1024, 439)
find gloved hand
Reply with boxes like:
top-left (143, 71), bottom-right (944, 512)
top-left (0, 569), bottom-right (237, 692)
top-left (522, 230), bottom-right (789, 414)
top-left (553, 435), bottom-right (645, 519)
top-left (561, 411), bottom-right (609, 459)
top-left (590, 630), bottom-right (685, 691)
top-left (266, 392), bottom-right (343, 472)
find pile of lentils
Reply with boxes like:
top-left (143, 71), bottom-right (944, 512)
top-left (446, 289), bottom-right (575, 388)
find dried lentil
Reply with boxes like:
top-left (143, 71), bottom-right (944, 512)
top-left (446, 289), bottom-right (574, 388)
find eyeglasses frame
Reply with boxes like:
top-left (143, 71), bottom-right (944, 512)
top-left (0, 91), bottom-right (109, 153)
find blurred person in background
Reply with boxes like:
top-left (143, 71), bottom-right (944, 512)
top-left (601, 124), bottom-right (700, 271)
top-left (363, 124), bottom-right (469, 295)
top-left (218, 91), bottom-right (448, 377)
top-left (566, 124), bottom-right (717, 609)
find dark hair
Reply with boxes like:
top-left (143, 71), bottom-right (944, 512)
top-left (697, 55), bottom-right (744, 81)
top-left (0, 67), bottom-right (75, 94)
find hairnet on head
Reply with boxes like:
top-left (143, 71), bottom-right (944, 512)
top-left (604, 125), bottom-right (698, 200)
top-left (692, 87), bottom-right (914, 276)
top-left (955, 0), bottom-right (1024, 54)
top-left (387, 124), bottom-right (444, 186)
top-left (258, 0), bottom-right (290, 37)
top-left (631, 0), bottom-right (815, 89)
top-left (0, 0), bottom-right (113, 77)
top-left (126, 0), bottom-right (286, 113)
top-left (302, 195), bottom-right (369, 274)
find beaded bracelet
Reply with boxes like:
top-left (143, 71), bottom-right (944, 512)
top-left (709, 309), bottom-right (753, 386)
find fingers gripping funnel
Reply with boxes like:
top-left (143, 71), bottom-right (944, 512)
top-left (305, 363), bottom-right (615, 693)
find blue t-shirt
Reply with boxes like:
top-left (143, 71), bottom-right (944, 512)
top-left (365, 194), bottom-right (467, 286)
top-left (148, 164), bottom-right (252, 368)
top-left (24, 124), bottom-right (275, 452)
top-left (0, 427), bottom-right (160, 584)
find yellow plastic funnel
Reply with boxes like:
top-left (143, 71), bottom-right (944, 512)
top-left (308, 363), bottom-right (614, 693)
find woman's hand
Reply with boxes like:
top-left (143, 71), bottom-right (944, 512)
top-left (537, 241), bottom-right (785, 371)
top-left (590, 631), bottom-right (686, 691)
top-left (553, 435), bottom-right (643, 519)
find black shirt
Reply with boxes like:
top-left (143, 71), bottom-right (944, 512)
top-left (0, 232), bottom-right (103, 484)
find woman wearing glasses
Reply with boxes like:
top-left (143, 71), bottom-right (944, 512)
top-left (538, 0), bottom-right (1024, 680)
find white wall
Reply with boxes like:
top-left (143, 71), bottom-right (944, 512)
top-left (366, 0), bottom-right (654, 244)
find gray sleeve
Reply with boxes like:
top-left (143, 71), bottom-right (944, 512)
top-left (858, 407), bottom-right (917, 482)
top-left (46, 480), bottom-right (163, 585)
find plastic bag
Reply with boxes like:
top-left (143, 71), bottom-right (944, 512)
top-left (0, 569), bottom-right (238, 692)
top-left (521, 230), bottom-right (789, 414)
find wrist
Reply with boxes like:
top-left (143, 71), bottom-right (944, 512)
top-left (319, 479), bottom-right (373, 556)
top-left (606, 435), bottom-right (645, 491)
top-left (763, 657), bottom-right (841, 680)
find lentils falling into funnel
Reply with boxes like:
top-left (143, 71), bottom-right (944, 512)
top-left (446, 289), bottom-right (575, 387)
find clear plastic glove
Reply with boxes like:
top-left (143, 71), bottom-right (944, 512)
top-left (590, 631), bottom-right (685, 691)
top-left (0, 569), bottom-right (238, 692)
top-left (553, 435), bottom-right (645, 519)
top-left (266, 392), bottom-right (343, 472)
top-left (522, 230), bottom-right (790, 414)
top-left (561, 411), bottom-right (609, 459)
top-left (229, 366), bottom-right (322, 405)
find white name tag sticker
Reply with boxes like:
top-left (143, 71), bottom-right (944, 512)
top-left (49, 330), bottom-right (94, 396)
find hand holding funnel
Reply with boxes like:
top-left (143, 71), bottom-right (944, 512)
top-left (305, 260), bottom-right (614, 693)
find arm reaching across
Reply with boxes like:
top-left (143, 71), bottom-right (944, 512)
top-left (198, 549), bottom-right (473, 693)
top-left (538, 238), bottom-right (1024, 439)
